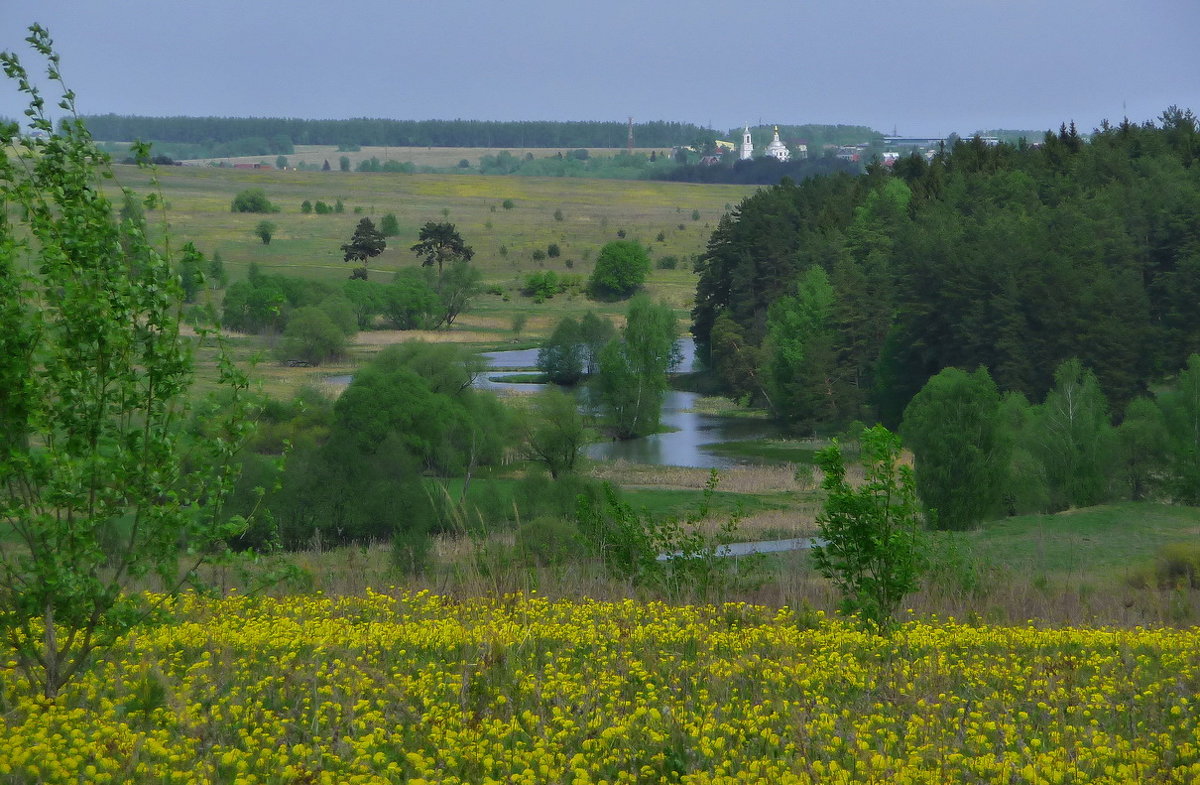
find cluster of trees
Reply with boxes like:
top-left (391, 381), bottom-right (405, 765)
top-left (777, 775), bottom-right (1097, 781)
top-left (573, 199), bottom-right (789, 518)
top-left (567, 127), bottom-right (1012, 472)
top-left (476, 150), bottom-right (679, 179)
top-left (695, 111), bottom-right (1200, 435)
top-left (222, 264), bottom-right (479, 350)
top-left (231, 345), bottom-right (510, 566)
top-left (902, 356), bottom-right (1200, 529)
top-left (537, 298), bottom-right (680, 439)
top-left (80, 115), bottom-right (719, 150)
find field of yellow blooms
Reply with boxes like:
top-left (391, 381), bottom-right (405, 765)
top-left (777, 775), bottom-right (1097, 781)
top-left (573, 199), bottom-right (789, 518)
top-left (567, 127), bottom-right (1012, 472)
top-left (2, 590), bottom-right (1199, 784)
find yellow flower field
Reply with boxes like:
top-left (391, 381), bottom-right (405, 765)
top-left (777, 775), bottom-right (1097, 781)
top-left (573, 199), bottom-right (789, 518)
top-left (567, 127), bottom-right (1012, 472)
top-left (1, 591), bottom-right (1198, 784)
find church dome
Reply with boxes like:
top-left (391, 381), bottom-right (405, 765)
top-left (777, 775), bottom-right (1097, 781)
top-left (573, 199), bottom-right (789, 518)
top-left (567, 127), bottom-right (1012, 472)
top-left (765, 126), bottom-right (790, 162)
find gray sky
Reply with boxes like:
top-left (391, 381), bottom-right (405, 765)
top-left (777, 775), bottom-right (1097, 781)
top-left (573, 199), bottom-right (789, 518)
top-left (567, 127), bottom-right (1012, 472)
top-left (3, 0), bottom-right (1197, 137)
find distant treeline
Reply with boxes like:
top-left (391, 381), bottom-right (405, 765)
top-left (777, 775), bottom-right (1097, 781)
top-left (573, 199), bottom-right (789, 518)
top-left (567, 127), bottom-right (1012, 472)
top-left (78, 115), bottom-right (718, 151)
top-left (657, 155), bottom-right (860, 185)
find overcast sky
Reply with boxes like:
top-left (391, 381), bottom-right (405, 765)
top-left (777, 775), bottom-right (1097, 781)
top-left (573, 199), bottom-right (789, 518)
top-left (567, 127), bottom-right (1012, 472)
top-left (2, 1), bottom-right (1197, 138)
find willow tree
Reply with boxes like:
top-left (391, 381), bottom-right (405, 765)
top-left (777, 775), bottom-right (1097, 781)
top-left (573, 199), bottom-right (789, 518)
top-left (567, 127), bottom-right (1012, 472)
top-left (0, 27), bottom-right (255, 698)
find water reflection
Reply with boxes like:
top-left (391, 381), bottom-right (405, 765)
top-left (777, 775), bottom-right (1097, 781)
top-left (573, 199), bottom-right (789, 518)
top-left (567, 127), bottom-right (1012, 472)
top-left (582, 390), bottom-right (777, 469)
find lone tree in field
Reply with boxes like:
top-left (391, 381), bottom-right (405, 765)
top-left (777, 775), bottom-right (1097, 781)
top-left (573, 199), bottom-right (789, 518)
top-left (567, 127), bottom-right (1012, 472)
top-left (411, 221), bottom-right (474, 279)
top-left (0, 27), bottom-right (256, 698)
top-left (588, 240), bottom-right (651, 300)
top-left (341, 216), bottom-right (386, 279)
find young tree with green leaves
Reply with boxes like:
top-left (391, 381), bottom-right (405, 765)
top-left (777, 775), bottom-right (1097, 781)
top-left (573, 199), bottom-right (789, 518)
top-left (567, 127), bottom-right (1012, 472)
top-left (1028, 358), bottom-right (1116, 511)
top-left (595, 297), bottom-right (679, 438)
top-left (1159, 354), bottom-right (1200, 503)
top-left (517, 388), bottom-right (590, 478)
top-left (0, 28), bottom-right (256, 698)
top-left (810, 425), bottom-right (927, 633)
top-left (901, 366), bottom-right (1009, 530)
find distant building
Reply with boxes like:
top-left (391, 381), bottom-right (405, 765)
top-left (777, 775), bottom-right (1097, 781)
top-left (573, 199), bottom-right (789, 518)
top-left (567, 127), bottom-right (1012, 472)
top-left (764, 126), bottom-right (791, 162)
top-left (740, 126), bottom-right (754, 161)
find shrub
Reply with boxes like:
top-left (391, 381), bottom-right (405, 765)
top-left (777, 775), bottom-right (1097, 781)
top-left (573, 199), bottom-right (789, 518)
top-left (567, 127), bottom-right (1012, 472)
top-left (588, 240), bottom-right (650, 300)
top-left (314, 200), bottom-right (331, 214)
top-left (656, 255), bottom-right (678, 270)
top-left (502, 199), bottom-right (515, 210)
top-left (380, 212), bottom-right (400, 237)
top-left (231, 188), bottom-right (277, 213)
top-left (279, 306), bottom-right (347, 365)
top-left (523, 271), bottom-right (560, 303)
top-left (531, 249), bottom-right (546, 262)
top-left (553, 208), bottom-right (564, 222)
top-left (1127, 542), bottom-right (1200, 589)
top-left (301, 199), bottom-right (312, 214)
top-left (254, 220), bottom-right (276, 245)
top-left (547, 243), bottom-right (561, 258)
top-left (656, 231), bottom-right (666, 242)
top-left (517, 516), bottom-right (585, 567)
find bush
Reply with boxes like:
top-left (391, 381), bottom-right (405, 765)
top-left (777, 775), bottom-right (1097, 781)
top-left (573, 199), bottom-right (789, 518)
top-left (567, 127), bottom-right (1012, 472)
top-left (502, 199), bottom-right (515, 210)
top-left (231, 188), bottom-right (278, 213)
top-left (656, 255), bottom-right (678, 270)
top-left (1127, 542), bottom-right (1200, 589)
top-left (516, 516), bottom-right (585, 567)
top-left (380, 212), bottom-right (400, 237)
top-left (523, 271), bottom-right (560, 303)
top-left (531, 249), bottom-right (546, 262)
top-left (301, 199), bottom-right (312, 214)
top-left (279, 306), bottom-right (347, 365)
top-left (314, 200), bottom-right (331, 215)
top-left (553, 208), bottom-right (564, 222)
top-left (547, 243), bottom-right (561, 258)
top-left (588, 240), bottom-right (650, 300)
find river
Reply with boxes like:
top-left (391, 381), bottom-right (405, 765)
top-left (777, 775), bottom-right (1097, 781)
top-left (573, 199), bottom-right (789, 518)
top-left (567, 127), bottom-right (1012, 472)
top-left (480, 338), bottom-right (781, 469)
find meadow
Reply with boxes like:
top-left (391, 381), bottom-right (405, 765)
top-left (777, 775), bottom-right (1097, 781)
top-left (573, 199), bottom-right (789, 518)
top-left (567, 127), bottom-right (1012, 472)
top-left (2, 591), bottom-right (1198, 784)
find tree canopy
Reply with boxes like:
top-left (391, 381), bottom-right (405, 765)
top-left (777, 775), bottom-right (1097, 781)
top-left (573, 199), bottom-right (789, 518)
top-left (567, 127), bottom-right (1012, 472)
top-left (410, 222), bottom-right (474, 277)
top-left (341, 217), bottom-right (386, 277)
top-left (588, 240), bottom-right (651, 300)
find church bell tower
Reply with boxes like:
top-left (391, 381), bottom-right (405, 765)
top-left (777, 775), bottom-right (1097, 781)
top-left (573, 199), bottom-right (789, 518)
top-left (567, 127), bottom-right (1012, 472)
top-left (740, 125), bottom-right (754, 160)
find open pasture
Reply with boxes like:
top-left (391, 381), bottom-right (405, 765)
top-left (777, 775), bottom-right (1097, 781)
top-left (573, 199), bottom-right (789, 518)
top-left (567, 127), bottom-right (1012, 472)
top-left (115, 164), bottom-right (753, 316)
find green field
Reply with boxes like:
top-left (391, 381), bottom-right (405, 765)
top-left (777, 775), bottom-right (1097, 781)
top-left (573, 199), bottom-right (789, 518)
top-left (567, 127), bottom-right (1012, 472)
top-left (119, 164), bottom-right (753, 311)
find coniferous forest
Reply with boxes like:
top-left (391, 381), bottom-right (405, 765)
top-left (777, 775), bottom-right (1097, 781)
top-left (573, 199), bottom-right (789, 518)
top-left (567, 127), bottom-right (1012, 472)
top-left (694, 114), bottom-right (1200, 428)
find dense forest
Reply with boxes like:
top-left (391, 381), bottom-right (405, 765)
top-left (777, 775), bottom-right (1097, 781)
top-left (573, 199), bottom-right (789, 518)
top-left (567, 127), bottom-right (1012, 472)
top-left (78, 115), bottom-right (719, 151)
top-left (693, 110), bottom-right (1200, 429)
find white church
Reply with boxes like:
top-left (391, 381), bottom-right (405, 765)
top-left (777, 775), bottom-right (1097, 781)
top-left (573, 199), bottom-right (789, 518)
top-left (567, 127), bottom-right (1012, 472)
top-left (739, 125), bottom-right (806, 162)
